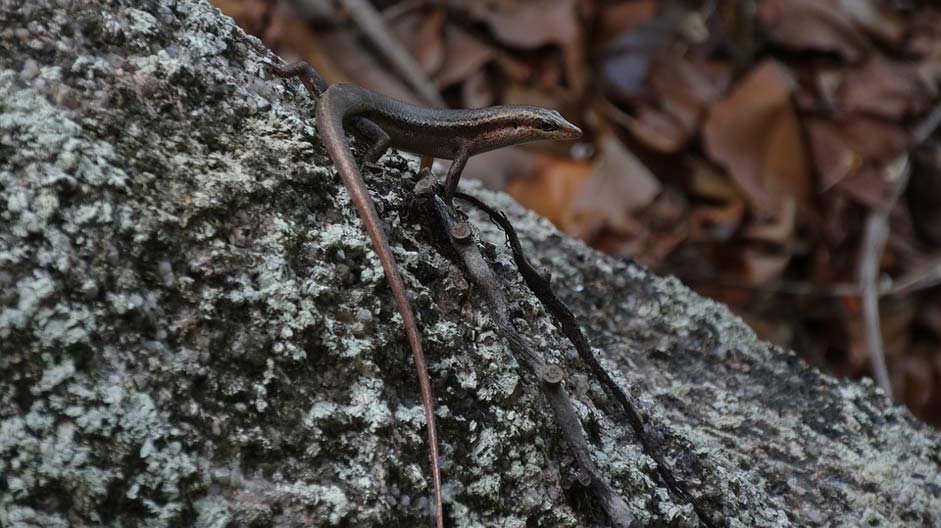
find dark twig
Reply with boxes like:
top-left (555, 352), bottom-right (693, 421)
top-left (432, 195), bottom-right (636, 528)
top-left (455, 191), bottom-right (719, 528)
top-left (455, 194), bottom-right (646, 430)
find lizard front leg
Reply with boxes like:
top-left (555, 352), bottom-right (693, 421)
top-left (442, 147), bottom-right (469, 202)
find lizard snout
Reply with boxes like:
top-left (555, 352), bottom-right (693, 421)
top-left (557, 119), bottom-right (582, 140)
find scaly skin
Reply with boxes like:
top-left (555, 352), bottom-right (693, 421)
top-left (268, 60), bottom-right (581, 528)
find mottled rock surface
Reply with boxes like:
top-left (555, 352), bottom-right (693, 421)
top-left (1, 1), bottom-right (939, 527)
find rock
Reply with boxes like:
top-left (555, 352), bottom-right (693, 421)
top-left (1, 1), bottom-right (938, 526)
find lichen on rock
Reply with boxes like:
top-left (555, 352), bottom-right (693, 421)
top-left (1, 1), bottom-right (939, 527)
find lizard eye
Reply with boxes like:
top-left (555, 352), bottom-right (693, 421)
top-left (538, 119), bottom-right (556, 132)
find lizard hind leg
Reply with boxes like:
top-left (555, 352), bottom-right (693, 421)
top-left (354, 118), bottom-right (391, 164)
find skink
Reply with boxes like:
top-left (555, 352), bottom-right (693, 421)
top-left (267, 61), bottom-right (581, 528)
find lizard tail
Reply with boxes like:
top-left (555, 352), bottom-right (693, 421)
top-left (316, 86), bottom-right (445, 528)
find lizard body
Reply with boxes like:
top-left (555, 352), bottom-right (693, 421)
top-left (268, 61), bottom-right (580, 527)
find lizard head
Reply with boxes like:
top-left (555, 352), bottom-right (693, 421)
top-left (519, 108), bottom-right (582, 142)
top-left (462, 105), bottom-right (583, 156)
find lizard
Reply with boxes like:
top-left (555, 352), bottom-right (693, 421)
top-left (265, 60), bottom-right (581, 527)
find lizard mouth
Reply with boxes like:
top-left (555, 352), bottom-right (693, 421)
top-left (559, 121), bottom-right (582, 140)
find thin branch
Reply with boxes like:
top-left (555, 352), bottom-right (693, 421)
top-left (857, 155), bottom-right (910, 395)
top-left (680, 259), bottom-right (941, 300)
top-left (912, 103), bottom-right (941, 144)
top-left (456, 191), bottom-right (719, 528)
top-left (339, 0), bottom-right (447, 108)
top-left (380, 0), bottom-right (426, 21)
top-left (431, 195), bottom-right (636, 528)
top-left (889, 257), bottom-right (941, 294)
top-left (853, 100), bottom-right (939, 395)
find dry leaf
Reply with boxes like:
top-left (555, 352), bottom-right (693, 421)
top-left (758, 0), bottom-right (870, 62)
top-left (629, 188), bottom-right (689, 265)
top-left (480, 0), bottom-right (579, 49)
top-left (740, 246), bottom-right (790, 285)
top-left (688, 202), bottom-right (745, 242)
top-left (807, 117), bottom-right (910, 207)
top-left (506, 154), bottom-right (593, 233)
top-left (744, 197), bottom-right (796, 245)
top-left (835, 167), bottom-right (892, 210)
top-left (833, 0), bottom-right (906, 45)
top-left (596, 4), bottom-right (709, 153)
top-left (644, 57), bottom-right (731, 150)
top-left (569, 134), bottom-right (661, 232)
top-left (604, 101), bottom-right (690, 153)
top-left (703, 60), bottom-right (809, 217)
top-left (897, 356), bottom-right (934, 409)
top-left (435, 26), bottom-right (496, 89)
top-left (835, 55), bottom-right (930, 118)
top-left (806, 118), bottom-right (864, 190)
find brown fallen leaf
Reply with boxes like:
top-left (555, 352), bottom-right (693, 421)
top-left (834, 54), bottom-right (931, 119)
top-left (833, 0), bottom-right (906, 46)
top-left (897, 355), bottom-right (935, 410)
top-left (629, 187), bottom-right (689, 265)
top-left (505, 153), bottom-right (593, 233)
top-left (503, 83), bottom-right (569, 111)
top-left (758, 0), bottom-right (870, 62)
top-left (740, 245), bottom-right (791, 285)
top-left (805, 118), bottom-right (864, 191)
top-left (603, 101), bottom-right (690, 153)
top-left (744, 196), bottom-right (796, 246)
top-left (703, 60), bottom-right (810, 218)
top-left (569, 133), bottom-right (661, 232)
top-left (435, 26), bottom-right (496, 90)
top-left (844, 293), bottom-right (914, 373)
top-left (461, 68), bottom-right (496, 109)
top-left (807, 117), bottom-right (910, 207)
top-left (687, 162), bottom-right (746, 243)
top-left (479, 0), bottom-right (579, 50)
top-left (651, 57), bottom-right (730, 126)
top-left (595, 221), bottom-right (688, 269)
top-left (638, 57), bottom-right (731, 152)
top-left (597, 5), bottom-right (714, 152)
